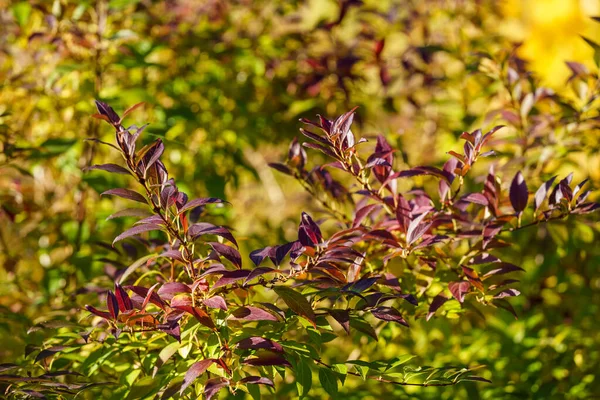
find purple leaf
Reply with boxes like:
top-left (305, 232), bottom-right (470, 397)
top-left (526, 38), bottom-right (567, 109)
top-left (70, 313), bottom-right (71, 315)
top-left (268, 162), bottom-right (293, 175)
top-left (203, 296), bottom-right (228, 311)
top-left (212, 270), bottom-right (250, 289)
top-left (83, 164), bottom-right (130, 175)
top-left (483, 262), bottom-right (524, 278)
top-left (157, 282), bottom-right (191, 301)
top-left (189, 223), bottom-right (237, 247)
top-left (353, 204), bottom-right (380, 228)
top-left (106, 208), bottom-right (153, 220)
top-left (106, 291), bottom-right (119, 319)
top-left (144, 139), bottom-right (165, 174)
top-left (249, 247), bottom-right (272, 266)
top-left (95, 100), bottom-right (120, 124)
top-left (85, 305), bottom-right (111, 320)
top-left (244, 267), bottom-right (274, 285)
top-left (230, 306), bottom-right (279, 321)
top-left (298, 212), bottom-right (322, 247)
top-left (329, 309), bottom-right (350, 334)
top-left (426, 295), bottom-right (449, 321)
top-left (406, 213), bottom-right (431, 245)
top-left (534, 176), bottom-right (557, 211)
top-left (115, 284), bottom-right (133, 312)
top-left (509, 171), bottom-right (528, 213)
top-left (209, 242), bottom-right (242, 269)
top-left (236, 337), bottom-right (284, 353)
top-left (239, 376), bottom-right (275, 387)
top-left (242, 352), bottom-right (291, 367)
top-left (204, 378), bottom-right (230, 400)
top-left (180, 359), bottom-right (215, 395)
top-left (371, 306), bottom-right (409, 327)
top-left (494, 289), bottom-right (521, 299)
top-left (178, 197), bottom-right (225, 214)
top-left (102, 188), bottom-right (147, 204)
top-left (448, 281), bottom-right (470, 303)
top-left (126, 285), bottom-right (166, 309)
top-left (461, 193), bottom-right (489, 206)
top-left (112, 224), bottom-right (162, 245)
top-left (398, 166), bottom-right (452, 183)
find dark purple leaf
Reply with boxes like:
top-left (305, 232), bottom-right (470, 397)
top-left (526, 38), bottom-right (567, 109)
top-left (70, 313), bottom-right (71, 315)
top-left (209, 242), bottom-right (242, 269)
top-left (189, 223), bottom-right (237, 247)
top-left (102, 188), bottom-right (147, 204)
top-left (249, 247), bottom-right (274, 266)
top-left (242, 352), bottom-right (291, 367)
top-left (461, 193), bottom-right (489, 206)
top-left (106, 291), bottom-right (119, 319)
top-left (244, 267), bottom-right (274, 285)
top-left (212, 270), bottom-right (250, 289)
top-left (144, 139), bottom-right (165, 174)
top-left (275, 242), bottom-right (298, 265)
top-left (180, 359), bottom-right (215, 395)
top-left (204, 378), bottom-right (230, 400)
top-left (35, 346), bottom-right (65, 363)
top-left (268, 162), bottom-right (293, 175)
top-left (230, 306), bottom-right (279, 321)
top-left (178, 197), bottom-right (225, 214)
top-left (509, 171), bottom-right (528, 213)
top-left (371, 306), bottom-right (409, 327)
top-left (483, 262), bottom-right (524, 278)
top-left (398, 166), bottom-right (452, 183)
top-left (83, 164), bottom-right (130, 175)
top-left (85, 305), bottom-right (111, 320)
top-left (112, 224), bottom-right (162, 245)
top-left (126, 285), bottom-right (166, 309)
top-left (426, 295), bottom-right (449, 321)
top-left (353, 204), bottom-right (380, 228)
top-left (95, 100), bottom-right (120, 124)
top-left (329, 309), bottom-right (350, 334)
top-left (298, 212), bottom-right (322, 247)
top-left (236, 337), bottom-right (283, 353)
top-left (239, 376), bottom-right (274, 386)
top-left (448, 281), bottom-right (470, 303)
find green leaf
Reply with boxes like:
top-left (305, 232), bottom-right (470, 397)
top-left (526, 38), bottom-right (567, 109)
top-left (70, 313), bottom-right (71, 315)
top-left (274, 287), bottom-right (316, 327)
top-left (332, 363), bottom-right (347, 385)
top-left (295, 358), bottom-right (312, 399)
top-left (153, 342), bottom-right (180, 378)
top-left (11, 2), bottom-right (31, 27)
top-left (386, 355), bottom-right (416, 371)
top-left (319, 368), bottom-right (338, 398)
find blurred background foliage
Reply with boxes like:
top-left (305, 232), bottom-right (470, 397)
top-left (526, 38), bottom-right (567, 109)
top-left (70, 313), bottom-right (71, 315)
top-left (1, 0), bottom-right (599, 398)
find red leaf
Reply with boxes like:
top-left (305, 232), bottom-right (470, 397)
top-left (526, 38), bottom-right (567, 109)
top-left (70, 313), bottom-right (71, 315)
top-left (85, 305), bottom-right (111, 320)
top-left (106, 291), bottom-right (119, 319)
top-left (115, 284), bottom-right (133, 312)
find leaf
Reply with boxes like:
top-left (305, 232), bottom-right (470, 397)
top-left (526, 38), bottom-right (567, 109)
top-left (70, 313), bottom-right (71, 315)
top-left (239, 376), bottom-right (274, 387)
top-left (94, 100), bottom-right (120, 124)
top-left (119, 254), bottom-right (157, 284)
top-left (273, 287), bottom-right (316, 327)
top-left (85, 305), bottom-right (111, 320)
top-left (298, 212), bottom-right (323, 247)
top-left (212, 270), bottom-right (250, 289)
top-left (243, 352), bottom-right (291, 367)
top-left (83, 164), bottom-right (130, 175)
top-left (296, 358), bottom-right (312, 399)
top-left (144, 139), bottom-right (165, 174)
top-left (406, 213), bottom-right (431, 245)
top-left (35, 346), bottom-right (65, 363)
top-left (461, 193), bottom-right (488, 206)
top-left (371, 306), bottom-right (409, 327)
top-left (209, 242), bottom-right (242, 269)
top-left (115, 284), bottom-right (133, 312)
top-left (113, 224), bottom-right (163, 245)
top-left (509, 171), bottom-right (528, 213)
top-left (244, 267), bottom-right (274, 284)
top-left (102, 188), bottom-right (147, 204)
top-left (230, 306), bottom-right (279, 321)
top-left (120, 102), bottom-right (145, 121)
top-left (329, 309), bottom-right (350, 334)
top-left (319, 368), bottom-right (338, 398)
top-left (180, 359), bottom-right (214, 395)
top-left (107, 208), bottom-right (152, 220)
top-left (106, 291), bottom-right (119, 319)
top-left (448, 281), bottom-right (470, 303)
top-left (12, 2), bottom-right (32, 27)
top-left (153, 342), bottom-right (180, 378)
top-left (189, 223), bottom-right (237, 247)
top-left (236, 337), bottom-right (284, 353)
top-left (534, 176), bottom-right (557, 211)
top-left (178, 197), bottom-right (225, 214)
top-left (483, 262), bottom-right (524, 278)
top-left (203, 296), bottom-right (228, 311)
top-left (349, 317), bottom-right (378, 340)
